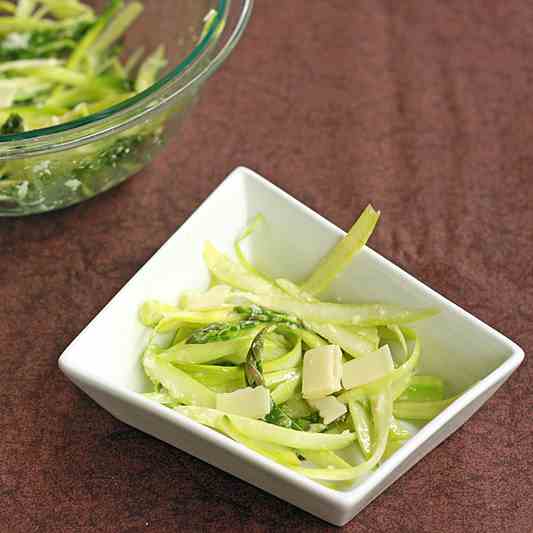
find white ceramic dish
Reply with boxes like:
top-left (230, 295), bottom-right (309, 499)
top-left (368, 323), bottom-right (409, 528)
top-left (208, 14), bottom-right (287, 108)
top-left (59, 166), bottom-right (524, 526)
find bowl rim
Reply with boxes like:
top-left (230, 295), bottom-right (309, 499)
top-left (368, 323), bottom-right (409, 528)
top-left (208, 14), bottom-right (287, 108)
top-left (0, 0), bottom-right (253, 154)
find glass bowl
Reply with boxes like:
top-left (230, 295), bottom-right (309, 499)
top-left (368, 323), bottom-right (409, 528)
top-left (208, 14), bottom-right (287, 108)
top-left (0, 0), bottom-right (253, 216)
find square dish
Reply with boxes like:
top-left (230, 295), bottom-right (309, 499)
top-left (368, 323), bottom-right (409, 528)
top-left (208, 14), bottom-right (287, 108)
top-left (59, 166), bottom-right (524, 526)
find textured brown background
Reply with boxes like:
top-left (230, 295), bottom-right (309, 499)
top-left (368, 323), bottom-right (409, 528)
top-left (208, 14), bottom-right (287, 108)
top-left (1, 1), bottom-right (532, 531)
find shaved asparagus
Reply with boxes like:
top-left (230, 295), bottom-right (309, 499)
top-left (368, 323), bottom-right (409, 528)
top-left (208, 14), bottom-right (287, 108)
top-left (234, 213), bottom-right (266, 278)
top-left (349, 400), bottom-right (373, 458)
top-left (143, 353), bottom-right (216, 408)
top-left (137, 205), bottom-right (459, 489)
top-left (291, 387), bottom-right (392, 480)
top-left (393, 396), bottom-right (458, 420)
top-left (263, 336), bottom-right (302, 373)
top-left (399, 375), bottom-right (445, 402)
top-left (219, 417), bottom-right (300, 466)
top-left (203, 242), bottom-right (281, 295)
top-left (271, 374), bottom-right (301, 404)
top-left (241, 292), bottom-right (437, 327)
top-left (276, 278), bottom-right (377, 356)
top-left (176, 406), bottom-right (356, 450)
top-left (158, 334), bottom-right (257, 365)
top-left (227, 412), bottom-right (356, 450)
top-left (301, 204), bottom-right (380, 295)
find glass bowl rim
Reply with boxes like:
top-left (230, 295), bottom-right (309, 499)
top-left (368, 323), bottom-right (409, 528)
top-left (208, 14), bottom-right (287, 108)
top-left (0, 0), bottom-right (252, 150)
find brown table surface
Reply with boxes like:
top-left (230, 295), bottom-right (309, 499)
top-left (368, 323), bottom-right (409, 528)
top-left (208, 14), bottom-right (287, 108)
top-left (2, 1), bottom-right (532, 532)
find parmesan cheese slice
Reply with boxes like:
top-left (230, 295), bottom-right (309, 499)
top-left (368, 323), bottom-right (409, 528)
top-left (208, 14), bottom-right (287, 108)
top-left (307, 396), bottom-right (347, 425)
top-left (342, 344), bottom-right (394, 390)
top-left (302, 345), bottom-right (343, 399)
top-left (216, 386), bottom-right (271, 419)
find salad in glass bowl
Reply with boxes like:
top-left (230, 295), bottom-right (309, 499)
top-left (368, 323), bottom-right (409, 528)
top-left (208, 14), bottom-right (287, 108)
top-left (0, 0), bottom-right (253, 215)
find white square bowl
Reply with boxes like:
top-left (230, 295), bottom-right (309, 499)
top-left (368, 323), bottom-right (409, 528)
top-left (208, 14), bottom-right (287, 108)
top-left (59, 166), bottom-right (524, 526)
